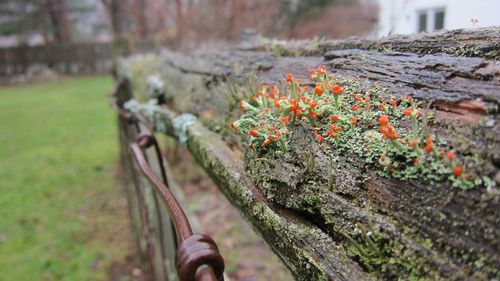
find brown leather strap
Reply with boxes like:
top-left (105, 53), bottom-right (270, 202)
top-left (111, 87), bottom-right (225, 281)
top-left (130, 137), bottom-right (193, 242)
top-left (131, 137), bottom-right (224, 281)
top-left (194, 266), bottom-right (219, 281)
top-left (176, 234), bottom-right (225, 281)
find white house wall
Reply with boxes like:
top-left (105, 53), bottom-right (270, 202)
top-left (377, 0), bottom-right (500, 37)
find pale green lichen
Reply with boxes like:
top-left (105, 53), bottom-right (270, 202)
top-left (231, 69), bottom-right (483, 190)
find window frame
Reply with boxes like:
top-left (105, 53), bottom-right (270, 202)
top-left (416, 7), bottom-right (446, 33)
top-left (433, 8), bottom-right (446, 31)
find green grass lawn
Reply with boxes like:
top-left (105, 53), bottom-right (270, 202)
top-left (0, 77), bottom-right (130, 281)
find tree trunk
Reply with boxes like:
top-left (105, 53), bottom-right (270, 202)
top-left (174, 0), bottom-right (184, 43)
top-left (133, 0), bottom-right (147, 38)
top-left (102, 0), bottom-right (128, 36)
top-left (45, 0), bottom-right (71, 44)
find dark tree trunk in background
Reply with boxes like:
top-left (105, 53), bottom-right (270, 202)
top-left (133, 0), bottom-right (148, 38)
top-left (45, 0), bottom-right (71, 44)
top-left (226, 0), bottom-right (245, 40)
top-left (174, 0), bottom-right (184, 42)
top-left (102, 0), bottom-right (128, 36)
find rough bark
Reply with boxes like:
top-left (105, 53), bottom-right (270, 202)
top-left (320, 28), bottom-right (500, 60)
top-left (248, 27), bottom-right (500, 60)
top-left (45, 0), bottom-right (71, 44)
top-left (101, 0), bottom-right (128, 36)
top-left (116, 27), bottom-right (500, 280)
top-left (132, 0), bottom-right (148, 38)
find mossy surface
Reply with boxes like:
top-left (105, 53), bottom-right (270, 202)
top-left (245, 125), bottom-right (439, 279)
top-left (116, 29), bottom-right (500, 279)
top-left (244, 121), bottom-right (499, 279)
top-left (119, 66), bottom-right (499, 280)
top-left (231, 71), bottom-right (498, 279)
top-left (182, 122), bottom-right (370, 280)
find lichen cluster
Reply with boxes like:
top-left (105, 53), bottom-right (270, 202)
top-left (231, 66), bottom-right (476, 189)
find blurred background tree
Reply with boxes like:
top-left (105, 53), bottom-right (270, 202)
top-left (0, 0), bottom-right (377, 48)
top-left (0, 0), bottom-right (113, 45)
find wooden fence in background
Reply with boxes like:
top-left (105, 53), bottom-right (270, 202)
top-left (0, 42), bottom-right (113, 77)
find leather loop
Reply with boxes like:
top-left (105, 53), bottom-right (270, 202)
top-left (137, 133), bottom-right (154, 149)
top-left (176, 234), bottom-right (225, 281)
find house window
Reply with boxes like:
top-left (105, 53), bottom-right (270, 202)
top-left (417, 8), bottom-right (446, 33)
top-left (434, 10), bottom-right (445, 30)
top-left (418, 12), bottom-right (427, 32)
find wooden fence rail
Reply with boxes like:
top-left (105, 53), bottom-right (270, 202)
top-left (0, 42), bottom-right (113, 77)
top-left (114, 27), bottom-right (500, 280)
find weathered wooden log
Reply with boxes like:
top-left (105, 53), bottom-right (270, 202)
top-left (116, 27), bottom-right (500, 280)
top-left (320, 27), bottom-right (500, 60)
top-left (248, 27), bottom-right (500, 60)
